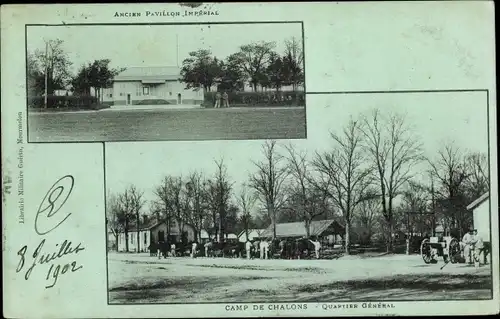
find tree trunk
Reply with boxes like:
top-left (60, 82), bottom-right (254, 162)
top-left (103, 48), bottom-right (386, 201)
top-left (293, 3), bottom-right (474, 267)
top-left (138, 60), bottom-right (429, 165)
top-left (136, 212), bottom-right (140, 253)
top-left (345, 222), bottom-right (350, 255)
top-left (305, 219), bottom-right (311, 239)
top-left (270, 207), bottom-right (277, 240)
top-left (125, 218), bottom-right (129, 252)
top-left (114, 234), bottom-right (118, 251)
top-left (388, 221), bottom-right (394, 253)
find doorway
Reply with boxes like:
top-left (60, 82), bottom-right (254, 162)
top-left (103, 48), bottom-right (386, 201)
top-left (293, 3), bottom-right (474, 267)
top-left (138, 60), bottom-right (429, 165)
top-left (127, 94), bottom-right (131, 105)
top-left (177, 93), bottom-right (182, 104)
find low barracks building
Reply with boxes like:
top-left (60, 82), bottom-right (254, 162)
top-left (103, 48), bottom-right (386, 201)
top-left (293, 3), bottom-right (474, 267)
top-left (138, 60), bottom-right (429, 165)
top-left (105, 66), bottom-right (203, 107)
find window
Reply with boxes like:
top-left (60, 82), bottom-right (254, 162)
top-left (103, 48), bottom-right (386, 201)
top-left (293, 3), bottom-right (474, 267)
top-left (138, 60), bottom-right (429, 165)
top-left (109, 94), bottom-right (113, 98)
top-left (169, 92), bottom-right (172, 96)
top-left (143, 86), bottom-right (150, 95)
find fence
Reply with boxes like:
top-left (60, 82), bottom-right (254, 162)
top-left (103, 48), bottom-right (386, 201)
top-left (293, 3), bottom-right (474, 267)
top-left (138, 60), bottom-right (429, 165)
top-left (203, 91), bottom-right (305, 108)
top-left (28, 95), bottom-right (107, 110)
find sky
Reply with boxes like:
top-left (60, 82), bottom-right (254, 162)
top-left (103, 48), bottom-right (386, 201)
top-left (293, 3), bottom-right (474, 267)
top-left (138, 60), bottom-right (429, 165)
top-left (26, 23), bottom-right (303, 74)
top-left (105, 91), bottom-right (490, 214)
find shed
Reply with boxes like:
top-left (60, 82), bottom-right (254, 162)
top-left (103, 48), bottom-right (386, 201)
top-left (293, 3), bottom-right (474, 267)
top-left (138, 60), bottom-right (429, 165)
top-left (467, 192), bottom-right (490, 243)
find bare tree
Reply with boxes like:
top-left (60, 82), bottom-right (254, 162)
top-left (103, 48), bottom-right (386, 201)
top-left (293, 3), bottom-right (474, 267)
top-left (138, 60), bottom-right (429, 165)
top-left (249, 140), bottom-right (289, 240)
top-left (353, 194), bottom-right (381, 246)
top-left (205, 158), bottom-right (233, 242)
top-left (106, 192), bottom-right (123, 251)
top-left (237, 184), bottom-right (258, 242)
top-left (427, 143), bottom-right (472, 237)
top-left (360, 110), bottom-right (423, 252)
top-left (185, 171), bottom-right (210, 242)
top-left (284, 144), bottom-right (325, 238)
top-left (313, 119), bottom-right (374, 254)
top-left (463, 152), bottom-right (489, 199)
top-left (116, 185), bottom-right (145, 252)
top-left (153, 176), bottom-right (188, 243)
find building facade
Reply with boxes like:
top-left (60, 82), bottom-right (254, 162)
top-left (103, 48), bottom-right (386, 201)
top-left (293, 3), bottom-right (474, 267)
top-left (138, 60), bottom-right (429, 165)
top-left (110, 66), bottom-right (203, 107)
top-left (117, 219), bottom-right (197, 252)
top-left (467, 192), bottom-right (490, 244)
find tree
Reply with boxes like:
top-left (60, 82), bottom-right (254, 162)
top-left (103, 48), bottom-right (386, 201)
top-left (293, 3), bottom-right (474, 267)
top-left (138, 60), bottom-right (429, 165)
top-left (313, 119), bottom-right (374, 254)
top-left (463, 152), bottom-right (489, 199)
top-left (116, 185), bottom-right (144, 252)
top-left (153, 176), bottom-right (189, 243)
top-left (398, 181), bottom-right (433, 253)
top-left (218, 54), bottom-right (246, 92)
top-left (106, 192), bottom-right (126, 251)
top-left (283, 37), bottom-right (304, 91)
top-left (249, 140), bottom-right (289, 239)
top-left (180, 49), bottom-right (222, 92)
top-left (205, 159), bottom-right (233, 241)
top-left (33, 39), bottom-right (73, 95)
top-left (353, 194), bottom-right (381, 246)
top-left (72, 59), bottom-right (125, 100)
top-left (266, 52), bottom-right (285, 92)
top-left (185, 171), bottom-right (210, 241)
top-left (360, 110), bottom-right (424, 252)
top-left (284, 144), bottom-right (326, 238)
top-left (427, 143), bottom-right (472, 238)
top-left (236, 184), bottom-right (257, 242)
top-left (234, 41), bottom-right (276, 92)
top-left (27, 52), bottom-right (45, 97)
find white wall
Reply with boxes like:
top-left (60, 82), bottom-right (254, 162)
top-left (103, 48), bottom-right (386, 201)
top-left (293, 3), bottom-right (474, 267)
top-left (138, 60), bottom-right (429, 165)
top-left (473, 198), bottom-right (490, 243)
top-left (117, 230), bottom-right (150, 252)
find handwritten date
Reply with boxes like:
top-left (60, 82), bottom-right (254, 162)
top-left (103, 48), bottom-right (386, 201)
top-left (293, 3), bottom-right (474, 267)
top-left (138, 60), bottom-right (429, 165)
top-left (17, 239), bottom-right (85, 288)
top-left (16, 174), bottom-right (86, 289)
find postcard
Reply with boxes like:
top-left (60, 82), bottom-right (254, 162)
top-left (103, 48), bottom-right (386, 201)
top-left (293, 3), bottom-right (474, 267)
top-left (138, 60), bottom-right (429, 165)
top-left (1, 2), bottom-right (498, 318)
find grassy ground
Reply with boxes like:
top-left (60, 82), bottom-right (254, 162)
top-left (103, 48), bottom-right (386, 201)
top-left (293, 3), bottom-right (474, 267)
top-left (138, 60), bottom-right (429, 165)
top-left (107, 253), bottom-right (493, 304)
top-left (28, 107), bottom-right (306, 142)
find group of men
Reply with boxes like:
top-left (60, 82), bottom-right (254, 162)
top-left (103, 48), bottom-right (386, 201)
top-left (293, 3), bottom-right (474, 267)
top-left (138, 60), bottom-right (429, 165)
top-left (214, 91), bottom-right (230, 108)
top-left (461, 228), bottom-right (485, 265)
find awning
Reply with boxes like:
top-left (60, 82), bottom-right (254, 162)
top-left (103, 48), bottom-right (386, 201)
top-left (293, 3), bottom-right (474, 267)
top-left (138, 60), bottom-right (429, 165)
top-left (141, 80), bottom-right (166, 84)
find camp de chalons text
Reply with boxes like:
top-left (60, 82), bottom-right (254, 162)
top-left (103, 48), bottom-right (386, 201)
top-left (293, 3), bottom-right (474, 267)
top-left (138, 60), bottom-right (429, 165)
top-left (114, 10), bottom-right (219, 18)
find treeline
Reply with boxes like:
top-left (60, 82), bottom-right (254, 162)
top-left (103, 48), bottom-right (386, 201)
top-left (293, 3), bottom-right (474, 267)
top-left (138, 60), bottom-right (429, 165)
top-left (107, 109), bottom-right (489, 255)
top-left (180, 37), bottom-right (304, 93)
top-left (27, 38), bottom-right (125, 108)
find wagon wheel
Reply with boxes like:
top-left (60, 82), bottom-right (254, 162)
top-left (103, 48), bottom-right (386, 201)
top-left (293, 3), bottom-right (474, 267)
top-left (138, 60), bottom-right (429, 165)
top-left (449, 238), bottom-right (461, 264)
top-left (420, 238), bottom-right (433, 264)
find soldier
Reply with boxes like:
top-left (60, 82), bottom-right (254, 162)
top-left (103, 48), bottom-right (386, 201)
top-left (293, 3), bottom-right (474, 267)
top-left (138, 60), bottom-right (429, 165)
top-left (222, 92), bottom-right (230, 108)
top-left (214, 92), bottom-right (221, 108)
top-left (191, 241), bottom-right (198, 258)
top-left (245, 240), bottom-right (252, 260)
top-left (461, 228), bottom-right (474, 264)
top-left (170, 242), bottom-right (177, 257)
top-left (472, 229), bottom-right (484, 267)
top-left (310, 238), bottom-right (322, 259)
top-left (205, 240), bottom-right (212, 257)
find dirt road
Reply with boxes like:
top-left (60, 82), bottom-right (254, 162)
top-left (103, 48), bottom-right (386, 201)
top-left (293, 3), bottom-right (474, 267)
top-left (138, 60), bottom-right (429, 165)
top-left (107, 252), bottom-right (492, 304)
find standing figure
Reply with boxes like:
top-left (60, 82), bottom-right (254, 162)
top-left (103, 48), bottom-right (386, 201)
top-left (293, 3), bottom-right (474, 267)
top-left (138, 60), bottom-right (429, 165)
top-left (214, 92), bottom-right (221, 108)
top-left (245, 240), bottom-right (252, 260)
top-left (260, 239), bottom-right (269, 259)
top-left (309, 238), bottom-right (321, 259)
top-left (472, 229), bottom-right (484, 267)
top-left (205, 240), bottom-right (212, 257)
top-left (191, 241), bottom-right (198, 258)
top-left (222, 92), bottom-right (229, 108)
top-left (170, 242), bottom-right (177, 257)
top-left (461, 228), bottom-right (474, 264)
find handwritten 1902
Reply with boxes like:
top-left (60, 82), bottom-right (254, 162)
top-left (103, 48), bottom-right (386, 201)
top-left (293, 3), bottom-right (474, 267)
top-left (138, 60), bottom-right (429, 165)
top-left (16, 175), bottom-right (85, 289)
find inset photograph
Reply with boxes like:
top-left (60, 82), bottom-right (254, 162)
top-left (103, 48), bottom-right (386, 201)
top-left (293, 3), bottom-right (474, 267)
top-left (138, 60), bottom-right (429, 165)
top-left (105, 91), bottom-right (492, 304)
top-left (26, 23), bottom-right (306, 142)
